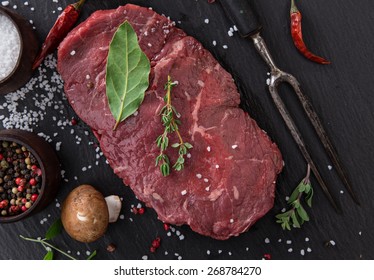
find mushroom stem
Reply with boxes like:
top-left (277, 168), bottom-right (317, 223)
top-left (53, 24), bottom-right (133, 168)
top-left (105, 195), bottom-right (122, 223)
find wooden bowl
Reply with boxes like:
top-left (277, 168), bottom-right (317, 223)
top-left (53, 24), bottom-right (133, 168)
top-left (0, 129), bottom-right (61, 223)
top-left (0, 7), bottom-right (39, 94)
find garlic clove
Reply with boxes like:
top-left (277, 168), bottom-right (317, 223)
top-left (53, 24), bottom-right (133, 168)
top-left (105, 195), bottom-right (122, 223)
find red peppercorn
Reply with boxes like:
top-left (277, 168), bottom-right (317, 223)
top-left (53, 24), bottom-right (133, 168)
top-left (21, 198), bottom-right (27, 204)
top-left (21, 205), bottom-right (27, 212)
top-left (17, 185), bottom-right (24, 192)
top-left (31, 194), bottom-right (38, 202)
top-left (29, 178), bottom-right (37, 186)
top-left (31, 165), bottom-right (38, 171)
top-left (263, 253), bottom-right (272, 260)
top-left (150, 246), bottom-right (156, 253)
top-left (71, 117), bottom-right (78, 126)
top-left (152, 237), bottom-right (161, 249)
top-left (15, 177), bottom-right (22, 186)
top-left (138, 207), bottom-right (145, 215)
top-left (163, 223), bottom-right (170, 231)
top-left (0, 154), bottom-right (3, 160)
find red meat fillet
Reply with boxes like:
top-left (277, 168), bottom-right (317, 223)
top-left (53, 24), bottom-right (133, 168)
top-left (57, 4), bottom-right (283, 240)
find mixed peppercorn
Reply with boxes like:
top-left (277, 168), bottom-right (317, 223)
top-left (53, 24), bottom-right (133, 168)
top-left (0, 141), bottom-right (42, 216)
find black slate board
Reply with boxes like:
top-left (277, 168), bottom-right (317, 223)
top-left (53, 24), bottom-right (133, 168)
top-left (0, 0), bottom-right (373, 260)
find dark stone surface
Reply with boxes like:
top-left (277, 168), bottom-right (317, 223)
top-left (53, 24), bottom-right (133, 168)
top-left (0, 0), bottom-right (372, 260)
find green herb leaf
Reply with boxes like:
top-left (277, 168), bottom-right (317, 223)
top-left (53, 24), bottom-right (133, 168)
top-left (45, 218), bottom-right (63, 240)
top-left (296, 204), bottom-right (310, 222)
top-left (106, 21), bottom-right (151, 130)
top-left (87, 250), bottom-right (97, 260)
top-left (275, 164), bottom-right (314, 231)
top-left (43, 250), bottom-right (54, 260)
top-left (305, 185), bottom-right (314, 207)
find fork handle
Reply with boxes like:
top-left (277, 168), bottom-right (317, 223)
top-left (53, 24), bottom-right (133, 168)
top-left (219, 0), bottom-right (262, 37)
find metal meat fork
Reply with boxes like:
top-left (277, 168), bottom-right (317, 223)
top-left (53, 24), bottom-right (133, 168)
top-left (219, 0), bottom-right (359, 212)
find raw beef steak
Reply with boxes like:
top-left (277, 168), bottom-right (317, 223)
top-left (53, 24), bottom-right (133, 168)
top-left (57, 4), bottom-right (283, 240)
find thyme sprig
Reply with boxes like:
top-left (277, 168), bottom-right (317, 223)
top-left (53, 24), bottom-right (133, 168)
top-left (19, 218), bottom-right (96, 260)
top-left (276, 165), bottom-right (314, 230)
top-left (155, 75), bottom-right (192, 176)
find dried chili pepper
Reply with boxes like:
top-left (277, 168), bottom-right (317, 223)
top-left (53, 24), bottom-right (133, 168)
top-left (32, 0), bottom-right (86, 70)
top-left (290, 0), bottom-right (330, 65)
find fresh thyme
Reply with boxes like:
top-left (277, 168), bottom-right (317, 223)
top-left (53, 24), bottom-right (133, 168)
top-left (276, 165), bottom-right (314, 230)
top-left (155, 75), bottom-right (193, 176)
top-left (19, 218), bottom-right (96, 260)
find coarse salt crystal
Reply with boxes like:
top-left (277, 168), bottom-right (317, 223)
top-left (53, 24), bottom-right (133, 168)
top-left (196, 173), bottom-right (202, 179)
top-left (286, 240), bottom-right (292, 244)
top-left (329, 240), bottom-right (336, 246)
top-left (207, 250), bottom-right (210, 255)
top-left (1, 1), bottom-right (9, 6)
top-left (288, 248), bottom-right (293, 253)
top-left (230, 218), bottom-right (234, 223)
top-left (187, 153), bottom-right (191, 158)
top-left (305, 237), bottom-right (310, 242)
top-left (215, 164), bottom-right (219, 169)
top-left (266, 78), bottom-right (271, 85)
top-left (207, 146), bottom-right (211, 152)
top-left (205, 186), bottom-right (210, 191)
top-left (223, 45), bottom-right (228, 49)
top-left (231, 144), bottom-right (238, 149)
top-left (212, 40), bottom-right (217, 46)
top-left (70, 50), bottom-right (76, 56)
top-left (203, 178), bottom-right (209, 183)
top-left (307, 247), bottom-right (312, 253)
top-left (204, 18), bottom-right (209, 24)
top-left (328, 165), bottom-right (333, 170)
top-left (181, 190), bottom-right (187, 196)
top-left (300, 249), bottom-right (305, 256)
top-left (264, 238), bottom-right (270, 244)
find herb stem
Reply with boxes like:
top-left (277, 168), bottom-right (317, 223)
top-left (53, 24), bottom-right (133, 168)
top-left (19, 235), bottom-right (77, 260)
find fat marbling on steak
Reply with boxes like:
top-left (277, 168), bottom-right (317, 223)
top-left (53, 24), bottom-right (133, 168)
top-left (57, 4), bottom-right (283, 240)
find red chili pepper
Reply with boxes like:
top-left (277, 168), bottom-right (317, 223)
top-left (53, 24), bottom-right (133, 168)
top-left (290, 0), bottom-right (330, 65)
top-left (32, 0), bottom-right (86, 70)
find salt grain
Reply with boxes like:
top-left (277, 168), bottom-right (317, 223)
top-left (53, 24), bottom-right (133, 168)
top-left (222, 45), bottom-right (228, 49)
top-left (300, 249), bottom-right (305, 256)
top-left (231, 144), bottom-right (238, 149)
top-left (196, 173), bottom-right (202, 179)
top-left (1, 1), bottom-right (9, 6)
top-left (207, 146), bottom-right (211, 152)
top-left (0, 12), bottom-right (21, 80)
top-left (142, 255), bottom-right (148, 260)
top-left (264, 238), bottom-right (270, 244)
top-left (181, 190), bottom-right (187, 196)
top-left (328, 165), bottom-right (333, 170)
top-left (288, 248), bottom-right (293, 253)
top-left (307, 247), bottom-right (312, 253)
top-left (70, 50), bottom-right (76, 56)
top-left (204, 18), bottom-right (209, 24)
top-left (215, 164), bottom-right (219, 169)
top-left (203, 178), bottom-right (209, 183)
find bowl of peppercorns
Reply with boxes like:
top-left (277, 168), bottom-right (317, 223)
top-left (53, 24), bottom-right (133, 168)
top-left (0, 129), bottom-right (61, 223)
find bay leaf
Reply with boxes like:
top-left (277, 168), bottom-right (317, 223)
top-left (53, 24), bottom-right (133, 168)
top-left (106, 21), bottom-right (151, 130)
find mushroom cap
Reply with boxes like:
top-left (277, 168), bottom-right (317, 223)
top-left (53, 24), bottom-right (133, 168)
top-left (61, 184), bottom-right (109, 243)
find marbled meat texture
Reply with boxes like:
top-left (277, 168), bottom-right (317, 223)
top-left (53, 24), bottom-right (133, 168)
top-left (57, 4), bottom-right (283, 240)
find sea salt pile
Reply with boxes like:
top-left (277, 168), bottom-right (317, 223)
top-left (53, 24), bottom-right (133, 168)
top-left (0, 12), bottom-right (21, 81)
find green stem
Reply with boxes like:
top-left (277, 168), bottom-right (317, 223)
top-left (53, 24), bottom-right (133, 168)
top-left (72, 0), bottom-right (86, 11)
top-left (19, 235), bottom-right (77, 260)
top-left (290, 0), bottom-right (299, 14)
